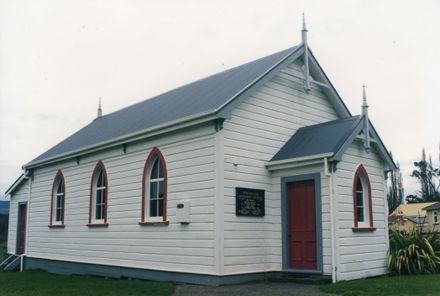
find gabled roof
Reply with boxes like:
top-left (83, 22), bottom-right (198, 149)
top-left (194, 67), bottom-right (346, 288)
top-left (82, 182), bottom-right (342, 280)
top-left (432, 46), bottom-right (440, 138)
top-left (26, 46), bottom-right (297, 167)
top-left (25, 44), bottom-right (353, 168)
top-left (271, 116), bottom-right (360, 161)
top-left (5, 173), bottom-right (26, 196)
top-left (423, 202), bottom-right (440, 211)
top-left (390, 202), bottom-right (437, 217)
top-left (268, 115), bottom-right (397, 171)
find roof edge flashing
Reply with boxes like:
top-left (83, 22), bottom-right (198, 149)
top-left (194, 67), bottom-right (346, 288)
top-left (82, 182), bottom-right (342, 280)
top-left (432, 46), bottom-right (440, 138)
top-left (24, 110), bottom-right (218, 170)
top-left (266, 152), bottom-right (334, 171)
top-left (215, 45), bottom-right (304, 118)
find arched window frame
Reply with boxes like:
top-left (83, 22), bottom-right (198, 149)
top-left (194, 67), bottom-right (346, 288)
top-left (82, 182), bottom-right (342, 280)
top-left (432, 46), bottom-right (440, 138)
top-left (352, 164), bottom-right (375, 232)
top-left (49, 170), bottom-right (66, 228)
top-left (88, 161), bottom-right (109, 227)
top-left (140, 148), bottom-right (169, 225)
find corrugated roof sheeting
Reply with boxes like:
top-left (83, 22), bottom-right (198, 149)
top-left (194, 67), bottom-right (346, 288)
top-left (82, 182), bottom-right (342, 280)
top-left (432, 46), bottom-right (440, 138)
top-left (29, 47), bottom-right (297, 165)
top-left (271, 116), bottom-right (361, 161)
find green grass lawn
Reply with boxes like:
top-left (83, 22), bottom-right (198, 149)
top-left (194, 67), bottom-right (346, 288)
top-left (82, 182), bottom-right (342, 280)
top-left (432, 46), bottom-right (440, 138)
top-left (320, 274), bottom-right (440, 296)
top-left (0, 269), bottom-right (175, 296)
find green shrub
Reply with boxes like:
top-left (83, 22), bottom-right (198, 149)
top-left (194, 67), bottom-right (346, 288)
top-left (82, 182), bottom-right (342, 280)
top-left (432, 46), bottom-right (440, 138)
top-left (388, 229), bottom-right (440, 275)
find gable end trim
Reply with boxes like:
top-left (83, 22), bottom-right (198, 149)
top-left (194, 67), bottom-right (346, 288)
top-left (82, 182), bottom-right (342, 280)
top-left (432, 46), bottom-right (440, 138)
top-left (215, 46), bottom-right (303, 119)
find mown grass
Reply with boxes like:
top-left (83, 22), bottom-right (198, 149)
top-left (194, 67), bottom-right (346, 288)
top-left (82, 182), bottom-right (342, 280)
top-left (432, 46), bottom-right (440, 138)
top-left (320, 274), bottom-right (440, 296)
top-left (0, 269), bottom-right (175, 296)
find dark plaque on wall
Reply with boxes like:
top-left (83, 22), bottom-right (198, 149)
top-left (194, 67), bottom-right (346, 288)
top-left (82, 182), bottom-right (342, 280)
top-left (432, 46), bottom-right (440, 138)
top-left (235, 187), bottom-right (265, 217)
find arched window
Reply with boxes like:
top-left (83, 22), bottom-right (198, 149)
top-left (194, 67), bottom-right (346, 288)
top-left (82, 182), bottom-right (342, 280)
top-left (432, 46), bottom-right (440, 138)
top-left (352, 164), bottom-right (375, 231)
top-left (49, 170), bottom-right (65, 227)
top-left (88, 161), bottom-right (109, 227)
top-left (140, 148), bottom-right (168, 225)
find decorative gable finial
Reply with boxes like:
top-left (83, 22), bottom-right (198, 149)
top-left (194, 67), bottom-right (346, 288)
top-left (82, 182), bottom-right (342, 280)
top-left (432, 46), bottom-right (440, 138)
top-left (361, 84), bottom-right (370, 152)
top-left (362, 84), bottom-right (369, 114)
top-left (97, 97), bottom-right (103, 118)
top-left (301, 13), bottom-right (311, 93)
top-left (301, 12), bottom-right (308, 44)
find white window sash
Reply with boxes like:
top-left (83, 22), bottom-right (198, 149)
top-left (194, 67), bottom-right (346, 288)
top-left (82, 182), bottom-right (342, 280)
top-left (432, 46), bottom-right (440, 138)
top-left (92, 178), bottom-right (106, 223)
top-left (356, 177), bottom-right (370, 227)
top-left (52, 184), bottom-right (64, 224)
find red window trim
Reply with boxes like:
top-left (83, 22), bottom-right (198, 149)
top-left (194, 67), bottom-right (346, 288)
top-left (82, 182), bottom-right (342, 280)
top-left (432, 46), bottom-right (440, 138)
top-left (138, 221), bottom-right (169, 226)
top-left (86, 223), bottom-right (109, 228)
top-left (141, 147), bottom-right (168, 224)
top-left (49, 170), bottom-right (66, 227)
top-left (88, 160), bottom-right (109, 227)
top-left (352, 164), bottom-right (374, 230)
top-left (352, 227), bottom-right (376, 232)
top-left (48, 224), bottom-right (65, 228)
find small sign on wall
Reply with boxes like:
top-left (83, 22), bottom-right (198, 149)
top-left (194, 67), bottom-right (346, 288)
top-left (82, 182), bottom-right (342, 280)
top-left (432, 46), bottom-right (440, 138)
top-left (235, 187), bottom-right (265, 217)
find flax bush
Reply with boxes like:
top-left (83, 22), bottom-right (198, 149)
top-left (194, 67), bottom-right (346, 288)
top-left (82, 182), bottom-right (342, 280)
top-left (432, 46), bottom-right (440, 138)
top-left (388, 229), bottom-right (440, 275)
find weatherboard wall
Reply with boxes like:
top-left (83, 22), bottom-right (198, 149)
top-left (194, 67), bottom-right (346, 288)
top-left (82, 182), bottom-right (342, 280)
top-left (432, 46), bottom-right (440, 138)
top-left (10, 123), bottom-right (219, 275)
top-left (221, 59), bottom-right (339, 275)
top-left (334, 140), bottom-right (388, 281)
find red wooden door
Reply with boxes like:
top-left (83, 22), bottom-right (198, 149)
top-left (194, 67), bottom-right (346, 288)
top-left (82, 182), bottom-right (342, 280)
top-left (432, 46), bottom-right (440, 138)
top-left (18, 204), bottom-right (27, 255)
top-left (288, 180), bottom-right (317, 270)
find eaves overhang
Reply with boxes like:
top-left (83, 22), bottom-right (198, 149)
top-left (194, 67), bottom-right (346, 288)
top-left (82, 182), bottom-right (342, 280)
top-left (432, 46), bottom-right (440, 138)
top-left (24, 110), bottom-right (219, 170)
top-left (5, 173), bottom-right (26, 196)
top-left (265, 152), bottom-right (334, 171)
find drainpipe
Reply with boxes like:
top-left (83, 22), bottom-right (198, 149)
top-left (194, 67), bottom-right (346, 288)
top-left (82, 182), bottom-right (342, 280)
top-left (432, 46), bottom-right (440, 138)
top-left (324, 157), bottom-right (337, 283)
top-left (21, 170), bottom-right (32, 272)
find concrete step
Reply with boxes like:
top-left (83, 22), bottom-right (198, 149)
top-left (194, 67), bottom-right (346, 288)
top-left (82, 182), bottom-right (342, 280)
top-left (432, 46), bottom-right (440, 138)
top-left (271, 273), bottom-right (331, 285)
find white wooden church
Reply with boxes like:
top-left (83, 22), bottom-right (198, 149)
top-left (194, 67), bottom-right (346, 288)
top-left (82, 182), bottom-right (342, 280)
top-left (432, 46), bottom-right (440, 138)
top-left (4, 20), bottom-right (396, 285)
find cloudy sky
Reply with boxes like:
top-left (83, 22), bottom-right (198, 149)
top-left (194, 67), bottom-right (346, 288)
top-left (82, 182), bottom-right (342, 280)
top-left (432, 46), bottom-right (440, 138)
top-left (0, 0), bottom-right (439, 200)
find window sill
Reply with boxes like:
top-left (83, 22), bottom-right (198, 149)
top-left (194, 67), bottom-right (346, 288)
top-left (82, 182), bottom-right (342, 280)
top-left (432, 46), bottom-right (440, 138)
top-left (139, 221), bottom-right (169, 226)
top-left (48, 224), bottom-right (65, 228)
top-left (87, 223), bottom-right (109, 227)
top-left (352, 227), bottom-right (376, 232)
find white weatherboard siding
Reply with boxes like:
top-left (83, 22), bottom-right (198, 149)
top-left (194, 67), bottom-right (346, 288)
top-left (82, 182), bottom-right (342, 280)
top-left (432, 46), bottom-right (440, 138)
top-left (222, 60), bottom-right (339, 275)
top-left (12, 123), bottom-right (218, 275)
top-left (7, 180), bottom-right (29, 254)
top-left (335, 140), bottom-right (388, 281)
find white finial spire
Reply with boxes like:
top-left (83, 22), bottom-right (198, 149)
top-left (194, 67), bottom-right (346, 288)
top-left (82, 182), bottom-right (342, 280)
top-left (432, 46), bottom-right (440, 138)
top-left (362, 84), bottom-right (368, 109)
top-left (361, 84), bottom-right (370, 152)
top-left (301, 13), bottom-right (310, 92)
top-left (97, 97), bottom-right (102, 118)
top-left (301, 12), bottom-right (308, 44)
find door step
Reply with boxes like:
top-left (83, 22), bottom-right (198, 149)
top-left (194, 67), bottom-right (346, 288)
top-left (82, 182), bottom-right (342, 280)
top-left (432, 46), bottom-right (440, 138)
top-left (0, 254), bottom-right (22, 271)
top-left (271, 273), bottom-right (331, 285)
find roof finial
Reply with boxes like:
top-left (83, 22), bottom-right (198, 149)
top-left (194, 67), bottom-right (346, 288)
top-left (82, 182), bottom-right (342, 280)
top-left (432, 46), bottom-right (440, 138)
top-left (361, 84), bottom-right (370, 152)
top-left (301, 13), bottom-right (310, 92)
top-left (301, 12), bottom-right (308, 44)
top-left (97, 97), bottom-right (103, 118)
top-left (362, 84), bottom-right (369, 114)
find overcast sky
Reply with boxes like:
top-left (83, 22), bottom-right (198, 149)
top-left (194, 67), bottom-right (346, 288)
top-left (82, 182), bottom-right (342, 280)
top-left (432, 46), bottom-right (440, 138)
top-left (0, 0), bottom-right (439, 200)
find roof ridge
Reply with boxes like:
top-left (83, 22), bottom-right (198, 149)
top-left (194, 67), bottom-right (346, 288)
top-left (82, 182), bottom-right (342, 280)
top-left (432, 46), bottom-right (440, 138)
top-left (27, 45), bottom-right (301, 167)
top-left (297, 115), bottom-right (360, 131)
top-left (96, 46), bottom-right (298, 120)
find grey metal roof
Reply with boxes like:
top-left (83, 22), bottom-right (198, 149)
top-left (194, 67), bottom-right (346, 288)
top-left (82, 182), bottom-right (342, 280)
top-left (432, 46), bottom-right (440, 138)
top-left (423, 202), bottom-right (440, 211)
top-left (28, 46), bottom-right (298, 166)
top-left (271, 116), bottom-right (361, 161)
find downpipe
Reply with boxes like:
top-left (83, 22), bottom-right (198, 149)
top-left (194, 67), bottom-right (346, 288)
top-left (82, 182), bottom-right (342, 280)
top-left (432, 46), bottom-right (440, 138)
top-left (324, 157), bottom-right (337, 283)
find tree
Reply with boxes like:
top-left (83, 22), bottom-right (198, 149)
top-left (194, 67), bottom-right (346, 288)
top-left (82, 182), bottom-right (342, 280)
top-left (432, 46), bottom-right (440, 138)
top-left (406, 148), bottom-right (440, 203)
top-left (387, 155), bottom-right (404, 212)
